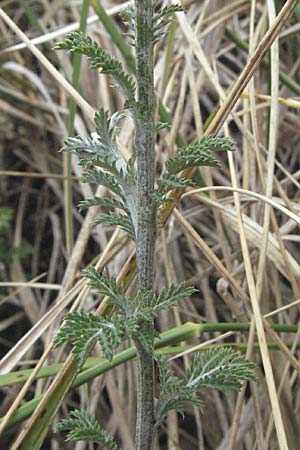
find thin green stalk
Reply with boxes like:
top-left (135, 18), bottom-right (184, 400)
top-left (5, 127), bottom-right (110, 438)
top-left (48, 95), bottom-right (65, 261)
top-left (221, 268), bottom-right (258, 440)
top-left (64, 0), bottom-right (90, 254)
top-left (134, 1), bottom-right (156, 448)
top-left (2, 338), bottom-right (299, 390)
top-left (1, 321), bottom-right (299, 432)
top-left (135, 4), bottom-right (156, 293)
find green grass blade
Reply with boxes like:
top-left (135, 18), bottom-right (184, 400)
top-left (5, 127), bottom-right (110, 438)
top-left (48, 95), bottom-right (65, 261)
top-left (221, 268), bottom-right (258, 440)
top-left (1, 321), bottom-right (298, 434)
top-left (64, 0), bottom-right (90, 254)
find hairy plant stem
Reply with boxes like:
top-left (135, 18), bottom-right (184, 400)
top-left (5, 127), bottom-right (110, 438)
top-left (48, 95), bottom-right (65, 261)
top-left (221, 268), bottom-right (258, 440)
top-left (134, 1), bottom-right (156, 449)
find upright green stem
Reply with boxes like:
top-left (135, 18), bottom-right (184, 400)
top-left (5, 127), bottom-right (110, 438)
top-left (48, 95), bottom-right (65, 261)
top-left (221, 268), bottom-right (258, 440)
top-left (134, 1), bottom-right (156, 449)
top-left (135, 1), bottom-right (156, 286)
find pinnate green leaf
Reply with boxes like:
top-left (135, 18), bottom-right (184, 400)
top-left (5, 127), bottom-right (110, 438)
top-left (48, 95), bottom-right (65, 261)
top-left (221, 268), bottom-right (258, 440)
top-left (152, 4), bottom-right (185, 44)
top-left (55, 31), bottom-right (136, 107)
top-left (81, 169), bottom-right (123, 197)
top-left (94, 109), bottom-right (125, 147)
top-left (82, 267), bottom-right (126, 312)
top-left (56, 410), bottom-right (119, 449)
top-left (155, 356), bottom-right (203, 423)
top-left (78, 196), bottom-right (127, 213)
top-left (155, 348), bottom-right (255, 424)
top-left (157, 173), bottom-right (195, 196)
top-left (186, 347), bottom-right (256, 391)
top-left (53, 312), bottom-right (137, 364)
top-left (166, 136), bottom-right (236, 174)
top-left (152, 282), bottom-right (196, 311)
top-left (60, 108), bottom-right (127, 173)
top-left (119, 5), bottom-right (136, 46)
top-left (93, 211), bottom-right (136, 240)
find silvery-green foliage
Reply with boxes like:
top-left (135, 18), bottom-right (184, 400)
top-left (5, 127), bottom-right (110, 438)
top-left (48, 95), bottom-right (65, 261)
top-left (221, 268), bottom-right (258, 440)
top-left (53, 311), bottom-right (138, 364)
top-left (166, 136), bottom-right (236, 175)
top-left (155, 356), bottom-right (203, 423)
top-left (83, 267), bottom-right (127, 313)
top-left (152, 3), bottom-right (185, 44)
top-left (120, 2), bottom-right (184, 46)
top-left (151, 282), bottom-right (196, 310)
top-left (157, 173), bottom-right (196, 198)
top-left (83, 267), bottom-right (125, 301)
top-left (61, 107), bottom-right (127, 176)
top-left (155, 349), bottom-right (255, 424)
top-left (55, 32), bottom-right (136, 109)
top-left (78, 197), bottom-right (127, 212)
top-left (80, 168), bottom-right (123, 197)
top-left (95, 109), bottom-right (125, 148)
top-left (54, 268), bottom-right (196, 355)
top-left (83, 267), bottom-right (194, 324)
top-left (54, 5), bottom-right (254, 446)
top-left (62, 110), bottom-right (126, 169)
top-left (185, 347), bottom-right (256, 392)
top-left (56, 410), bottom-right (119, 449)
top-left (119, 5), bottom-right (136, 46)
top-left (60, 107), bottom-right (138, 238)
top-left (153, 136), bottom-right (236, 206)
top-left (93, 211), bottom-right (136, 241)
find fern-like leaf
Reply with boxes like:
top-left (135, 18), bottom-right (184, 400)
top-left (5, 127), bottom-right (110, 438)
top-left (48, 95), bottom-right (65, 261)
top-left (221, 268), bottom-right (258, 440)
top-left (79, 172), bottom-right (137, 241)
top-left (61, 108), bottom-right (124, 157)
top-left (60, 108), bottom-right (137, 217)
top-left (166, 136), bottom-right (236, 174)
top-left (55, 32), bottom-right (136, 107)
top-left (150, 191), bottom-right (173, 207)
top-left (78, 196), bottom-right (128, 213)
top-left (152, 4), bottom-right (184, 44)
top-left (126, 283), bottom-right (195, 323)
top-left (155, 349), bottom-right (255, 424)
top-left (119, 5), bottom-right (136, 46)
top-left (93, 211), bottom-right (136, 240)
top-left (61, 135), bottom-right (102, 159)
top-left (53, 312), bottom-right (137, 364)
top-left (157, 173), bottom-right (195, 196)
top-left (155, 356), bottom-right (203, 423)
top-left (186, 348), bottom-right (256, 392)
top-left (61, 137), bottom-right (124, 175)
top-left (152, 282), bottom-right (196, 311)
top-left (56, 410), bottom-right (119, 449)
top-left (83, 267), bottom-right (127, 314)
top-left (81, 169), bottom-right (123, 198)
top-left (121, 3), bottom-right (184, 46)
top-left (203, 135), bottom-right (236, 152)
top-left (94, 109), bottom-right (124, 147)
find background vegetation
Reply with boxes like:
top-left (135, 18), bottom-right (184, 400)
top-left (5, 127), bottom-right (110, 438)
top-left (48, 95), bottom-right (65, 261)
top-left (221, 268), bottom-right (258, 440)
top-left (0, 0), bottom-right (299, 449)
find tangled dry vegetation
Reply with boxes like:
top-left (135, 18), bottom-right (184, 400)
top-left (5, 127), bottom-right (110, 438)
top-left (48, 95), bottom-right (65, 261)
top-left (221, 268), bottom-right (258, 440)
top-left (0, 1), bottom-right (300, 449)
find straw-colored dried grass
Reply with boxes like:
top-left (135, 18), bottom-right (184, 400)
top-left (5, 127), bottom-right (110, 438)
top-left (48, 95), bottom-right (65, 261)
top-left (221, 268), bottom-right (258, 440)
top-left (0, 1), bottom-right (299, 449)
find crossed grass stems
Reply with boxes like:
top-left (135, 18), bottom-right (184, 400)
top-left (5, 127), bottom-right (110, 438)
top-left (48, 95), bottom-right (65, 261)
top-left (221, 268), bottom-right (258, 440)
top-left (0, 0), bottom-right (298, 450)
